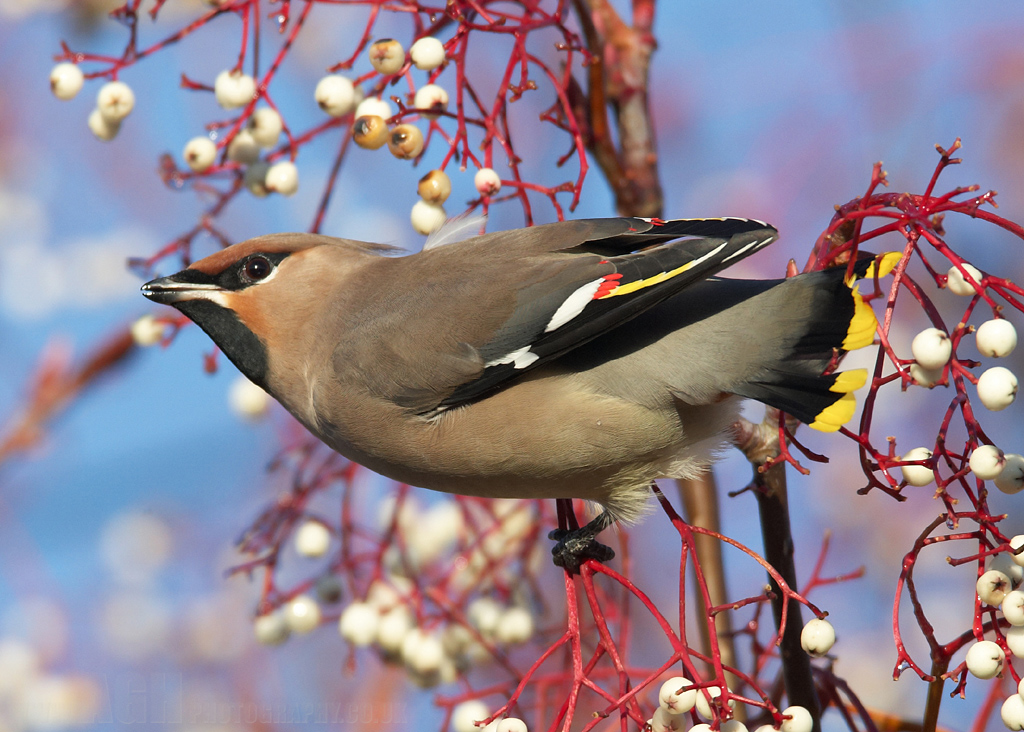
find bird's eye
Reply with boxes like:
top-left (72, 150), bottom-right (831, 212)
top-left (242, 256), bottom-right (273, 282)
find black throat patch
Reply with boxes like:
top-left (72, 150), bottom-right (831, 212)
top-left (174, 299), bottom-right (269, 390)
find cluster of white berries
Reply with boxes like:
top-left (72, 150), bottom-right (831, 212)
top-left (56, 35), bottom-right (500, 236)
top-left (643, 618), bottom-right (830, 732)
top-left (185, 92), bottom-right (298, 198)
top-left (901, 260), bottom-right (1022, 491)
top-left (451, 702), bottom-right (527, 732)
top-left (250, 519), bottom-right (338, 646)
top-left (911, 262), bottom-right (1019, 406)
top-left (311, 36), bottom-right (502, 235)
top-left (335, 578), bottom-right (535, 688)
top-left (378, 497), bottom-right (540, 590)
top-left (649, 676), bottom-right (813, 732)
top-left (50, 63), bottom-right (136, 141)
top-left (254, 498), bottom-right (537, 688)
top-left (900, 442), bottom-right (1024, 493)
top-left (961, 533), bottom-right (1024, 729)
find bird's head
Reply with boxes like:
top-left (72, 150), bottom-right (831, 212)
top-left (141, 232), bottom-right (393, 392)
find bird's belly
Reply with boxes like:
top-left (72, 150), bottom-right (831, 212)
top-left (318, 374), bottom-right (733, 512)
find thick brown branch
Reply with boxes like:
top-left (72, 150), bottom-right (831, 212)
top-left (735, 411), bottom-right (822, 731)
top-left (573, 0), bottom-right (663, 218)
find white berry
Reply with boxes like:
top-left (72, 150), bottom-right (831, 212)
top-left (183, 136), bottom-right (217, 172)
top-left (410, 37), bottom-right (446, 70)
top-left (780, 706), bottom-right (813, 732)
top-left (97, 81), bottom-right (135, 122)
top-left (452, 701), bottom-right (490, 732)
top-left (496, 719), bottom-right (527, 732)
top-left (947, 263), bottom-right (983, 296)
top-left (244, 161), bottom-right (271, 197)
top-left (694, 686), bottom-right (732, 719)
top-left (338, 602), bottom-right (379, 646)
top-left (414, 84), bottom-right (449, 119)
top-left (909, 362), bottom-right (944, 387)
top-left (651, 707), bottom-right (684, 732)
top-left (366, 575), bottom-right (412, 609)
top-left (215, 69), bottom-right (256, 109)
top-left (978, 570), bottom-right (1012, 606)
top-left (1008, 626), bottom-right (1024, 657)
top-left (474, 168), bottom-right (502, 196)
top-left (467, 597), bottom-right (502, 638)
top-left (1002, 694), bottom-right (1024, 731)
top-left (265, 161), bottom-right (299, 196)
top-left (1011, 536), bottom-right (1024, 567)
top-left (658, 676), bottom-right (696, 714)
top-left (248, 107), bottom-right (283, 148)
top-left (1002, 590), bottom-right (1024, 626)
top-left (978, 366), bottom-right (1018, 411)
top-left (354, 96), bottom-right (393, 122)
top-left (800, 617), bottom-right (835, 657)
top-left (495, 606), bottom-right (534, 645)
top-left (911, 328), bottom-right (952, 370)
top-left (400, 628), bottom-right (444, 674)
top-left (294, 520), bottom-right (330, 557)
top-left (130, 314), bottom-right (166, 346)
top-left (970, 445), bottom-right (1007, 480)
top-left (50, 63), bottom-right (84, 100)
top-left (376, 606), bottom-right (413, 652)
top-left (228, 375), bottom-right (270, 419)
top-left (285, 595), bottom-right (321, 634)
top-left (87, 108), bottom-right (120, 141)
top-left (315, 75), bottom-right (359, 117)
top-left (369, 38), bottom-right (405, 75)
top-left (227, 129), bottom-right (261, 164)
top-left (253, 611), bottom-right (290, 645)
top-left (900, 447), bottom-right (934, 487)
top-left (989, 552), bottom-right (1024, 587)
top-left (996, 455), bottom-right (1024, 494)
top-left (965, 639), bottom-right (1004, 679)
top-left (411, 200), bottom-right (446, 235)
top-left (977, 319), bottom-right (1017, 358)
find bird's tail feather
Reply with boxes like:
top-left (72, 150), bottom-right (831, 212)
top-left (730, 253), bottom-right (896, 432)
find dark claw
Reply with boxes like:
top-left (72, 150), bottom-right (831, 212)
top-left (548, 511), bottom-right (616, 574)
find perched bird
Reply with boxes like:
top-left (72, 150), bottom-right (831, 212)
top-left (142, 218), bottom-right (883, 571)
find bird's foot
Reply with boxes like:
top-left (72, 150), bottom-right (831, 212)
top-left (548, 511), bottom-right (615, 574)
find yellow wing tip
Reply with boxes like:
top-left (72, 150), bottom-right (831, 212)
top-left (841, 286), bottom-right (879, 351)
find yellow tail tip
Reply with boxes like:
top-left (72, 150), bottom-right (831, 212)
top-left (842, 287), bottom-right (879, 351)
top-left (808, 391), bottom-right (859, 432)
top-left (844, 252), bottom-right (903, 286)
top-left (830, 368), bottom-right (868, 393)
top-left (868, 252), bottom-right (903, 279)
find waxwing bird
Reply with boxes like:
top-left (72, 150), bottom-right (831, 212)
top-left (142, 218), bottom-right (883, 572)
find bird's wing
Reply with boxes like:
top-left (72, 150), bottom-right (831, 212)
top-left (422, 217), bottom-right (778, 413)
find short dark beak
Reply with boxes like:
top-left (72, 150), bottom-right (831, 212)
top-left (141, 272), bottom-right (223, 305)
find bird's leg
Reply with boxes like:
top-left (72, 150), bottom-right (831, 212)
top-left (548, 510), bottom-right (615, 574)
